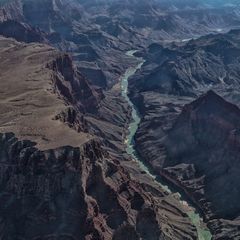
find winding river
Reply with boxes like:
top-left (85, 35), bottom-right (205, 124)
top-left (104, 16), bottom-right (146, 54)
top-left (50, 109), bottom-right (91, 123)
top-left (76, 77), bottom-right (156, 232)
top-left (121, 50), bottom-right (212, 240)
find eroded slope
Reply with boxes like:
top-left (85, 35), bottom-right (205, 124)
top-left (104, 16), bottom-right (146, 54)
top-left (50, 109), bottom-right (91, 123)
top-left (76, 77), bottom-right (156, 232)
top-left (0, 37), bottom-right (199, 239)
top-left (0, 36), bottom-right (92, 150)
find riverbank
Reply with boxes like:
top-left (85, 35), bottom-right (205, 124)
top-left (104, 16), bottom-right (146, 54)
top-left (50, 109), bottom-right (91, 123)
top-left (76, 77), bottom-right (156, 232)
top-left (121, 50), bottom-right (212, 240)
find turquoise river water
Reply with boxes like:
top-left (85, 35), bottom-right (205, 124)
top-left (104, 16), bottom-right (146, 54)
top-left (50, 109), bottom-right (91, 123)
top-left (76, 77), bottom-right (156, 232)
top-left (121, 50), bottom-right (212, 240)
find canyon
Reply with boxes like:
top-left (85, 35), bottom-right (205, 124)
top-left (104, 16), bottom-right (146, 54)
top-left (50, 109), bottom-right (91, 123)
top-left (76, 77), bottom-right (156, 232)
top-left (0, 35), bottom-right (200, 240)
top-left (0, 0), bottom-right (240, 239)
top-left (129, 26), bottom-right (240, 240)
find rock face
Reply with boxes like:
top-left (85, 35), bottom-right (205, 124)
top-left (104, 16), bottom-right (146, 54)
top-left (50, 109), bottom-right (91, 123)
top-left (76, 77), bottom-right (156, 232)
top-left (128, 27), bottom-right (240, 239)
top-left (49, 54), bottom-right (102, 114)
top-left (132, 91), bottom-right (240, 239)
top-left (164, 91), bottom-right (240, 217)
top-left (129, 29), bottom-right (240, 99)
top-left (2, 0), bottom-right (240, 88)
top-left (0, 36), bottom-right (97, 150)
top-left (0, 20), bottom-right (46, 43)
top-left (1, 0), bottom-right (240, 239)
top-left (0, 0), bottom-right (47, 43)
top-left (0, 36), bottom-right (199, 239)
top-left (162, 91), bottom-right (240, 238)
top-left (0, 133), bottom-right (103, 240)
top-left (0, 132), bottom-right (199, 240)
top-left (0, 0), bottom-right (135, 88)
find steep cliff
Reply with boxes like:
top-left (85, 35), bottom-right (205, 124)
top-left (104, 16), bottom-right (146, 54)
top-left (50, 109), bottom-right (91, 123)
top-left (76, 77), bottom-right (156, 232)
top-left (127, 29), bottom-right (240, 239)
top-left (0, 36), bottom-right (94, 149)
top-left (1, 1), bottom-right (240, 238)
top-left (133, 90), bottom-right (240, 239)
top-left (49, 53), bottom-right (102, 114)
top-left (0, 36), bottom-right (199, 239)
top-left (2, 0), bottom-right (240, 88)
top-left (162, 91), bottom-right (240, 215)
top-left (130, 29), bottom-right (240, 101)
top-left (0, 131), bottom-right (199, 240)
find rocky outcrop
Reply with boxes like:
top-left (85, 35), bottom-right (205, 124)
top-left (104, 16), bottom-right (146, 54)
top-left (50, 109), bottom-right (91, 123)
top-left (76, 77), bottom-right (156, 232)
top-left (128, 29), bottom-right (240, 239)
top-left (0, 0), bottom-right (135, 88)
top-left (0, 132), bottom-right (199, 240)
top-left (133, 90), bottom-right (240, 239)
top-left (163, 91), bottom-right (240, 218)
top-left (0, 36), bottom-right (96, 150)
top-left (0, 0), bottom-right (47, 44)
top-left (0, 19), bottom-right (46, 43)
top-left (0, 132), bottom-right (104, 239)
top-left (0, 0), bottom-right (23, 22)
top-left (0, 35), bottom-right (199, 240)
top-left (1, 1), bottom-right (240, 239)
top-left (2, 0), bottom-right (240, 89)
top-left (130, 29), bottom-right (240, 103)
top-left (48, 53), bottom-right (103, 114)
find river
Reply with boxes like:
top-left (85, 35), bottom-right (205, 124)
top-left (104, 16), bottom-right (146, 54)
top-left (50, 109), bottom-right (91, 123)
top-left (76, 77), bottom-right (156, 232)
top-left (121, 50), bottom-right (212, 240)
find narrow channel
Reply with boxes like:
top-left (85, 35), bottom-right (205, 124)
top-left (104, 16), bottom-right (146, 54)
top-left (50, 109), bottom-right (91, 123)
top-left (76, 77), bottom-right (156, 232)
top-left (121, 50), bottom-right (212, 240)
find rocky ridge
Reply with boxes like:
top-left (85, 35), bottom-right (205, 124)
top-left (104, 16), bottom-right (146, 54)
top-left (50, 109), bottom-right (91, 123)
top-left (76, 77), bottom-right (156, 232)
top-left (0, 35), bottom-right (199, 239)
top-left (2, 0), bottom-right (240, 89)
top-left (128, 30), bottom-right (240, 239)
top-left (1, 0), bottom-right (240, 239)
top-left (0, 131), bottom-right (199, 240)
